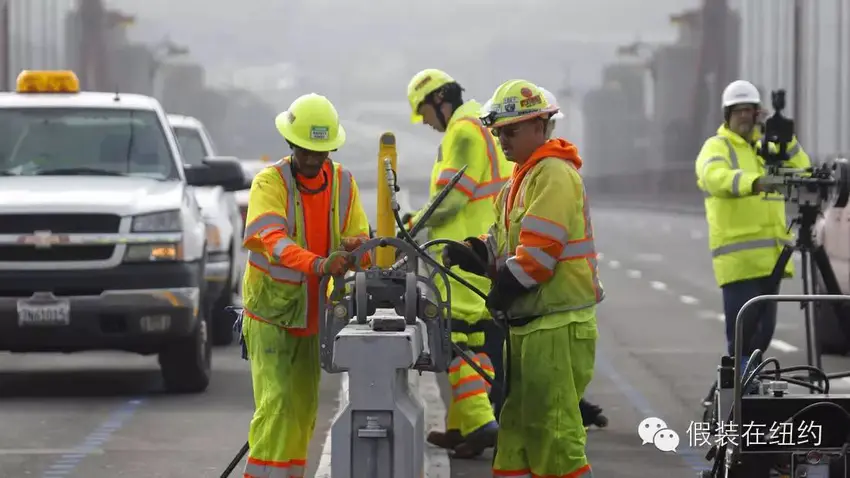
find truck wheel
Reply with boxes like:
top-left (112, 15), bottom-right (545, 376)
top-left (814, 277), bottom-right (850, 355)
top-left (212, 252), bottom-right (237, 346)
top-left (159, 302), bottom-right (213, 394)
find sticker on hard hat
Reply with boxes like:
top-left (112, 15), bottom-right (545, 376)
top-left (520, 95), bottom-right (542, 108)
top-left (310, 126), bottom-right (329, 140)
top-left (287, 111), bottom-right (296, 123)
top-left (415, 76), bottom-right (432, 91)
top-left (520, 87), bottom-right (533, 98)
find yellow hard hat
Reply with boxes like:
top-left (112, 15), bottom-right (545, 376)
top-left (406, 68), bottom-right (455, 124)
top-left (275, 93), bottom-right (346, 152)
top-left (481, 79), bottom-right (559, 129)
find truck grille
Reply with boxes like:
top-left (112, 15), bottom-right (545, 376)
top-left (0, 245), bottom-right (115, 262)
top-left (0, 214), bottom-right (122, 234)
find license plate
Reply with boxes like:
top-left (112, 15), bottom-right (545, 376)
top-left (17, 298), bottom-right (70, 326)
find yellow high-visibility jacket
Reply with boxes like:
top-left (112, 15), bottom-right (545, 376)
top-left (695, 124), bottom-right (811, 286)
top-left (241, 157), bottom-right (369, 329)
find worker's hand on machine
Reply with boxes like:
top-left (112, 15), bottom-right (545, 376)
top-left (442, 239), bottom-right (489, 276)
top-left (320, 251), bottom-right (355, 276)
top-left (340, 236), bottom-right (367, 252)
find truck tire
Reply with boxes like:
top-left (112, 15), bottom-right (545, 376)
top-left (159, 298), bottom-right (213, 394)
top-left (814, 276), bottom-right (850, 355)
top-left (212, 247), bottom-right (237, 346)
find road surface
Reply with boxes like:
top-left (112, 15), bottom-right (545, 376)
top-left (0, 205), bottom-right (847, 477)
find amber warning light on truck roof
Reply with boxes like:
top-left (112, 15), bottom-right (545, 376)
top-left (15, 70), bottom-right (80, 94)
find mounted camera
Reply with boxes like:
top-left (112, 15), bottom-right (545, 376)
top-left (757, 89), bottom-right (850, 211)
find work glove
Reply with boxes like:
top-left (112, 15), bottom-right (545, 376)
top-left (317, 251), bottom-right (354, 276)
top-left (340, 236), bottom-right (367, 252)
top-left (441, 238), bottom-right (490, 277)
top-left (486, 265), bottom-right (534, 312)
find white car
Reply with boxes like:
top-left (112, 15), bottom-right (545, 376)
top-left (168, 114), bottom-right (245, 346)
top-left (0, 70), bottom-right (244, 393)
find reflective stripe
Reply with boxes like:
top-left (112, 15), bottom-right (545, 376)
top-left (484, 226), bottom-right (499, 265)
top-left (245, 213), bottom-right (288, 239)
top-left (311, 256), bottom-right (325, 275)
top-left (243, 458), bottom-right (306, 478)
top-left (506, 257), bottom-right (537, 288)
top-left (520, 215), bottom-right (568, 243)
top-left (270, 236), bottom-right (297, 261)
top-left (436, 117), bottom-right (508, 200)
top-left (448, 354), bottom-right (493, 400)
top-left (700, 156), bottom-right (727, 179)
top-left (731, 170), bottom-right (744, 196)
top-left (337, 168), bottom-right (353, 232)
top-left (560, 240), bottom-right (596, 259)
top-left (525, 246), bottom-right (557, 270)
top-left (717, 136), bottom-right (739, 169)
top-left (273, 161), bottom-right (299, 237)
top-left (788, 142), bottom-right (801, 157)
top-left (248, 251), bottom-right (303, 283)
top-left (711, 238), bottom-right (779, 257)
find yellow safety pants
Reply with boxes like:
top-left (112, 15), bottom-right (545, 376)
top-left (242, 317), bottom-right (320, 478)
top-left (493, 316), bottom-right (597, 478)
top-left (447, 348), bottom-right (496, 436)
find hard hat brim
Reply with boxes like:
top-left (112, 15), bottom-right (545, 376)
top-left (275, 111), bottom-right (346, 152)
top-left (551, 111), bottom-right (565, 120)
top-left (488, 106), bottom-right (560, 129)
top-left (410, 111), bottom-right (424, 124)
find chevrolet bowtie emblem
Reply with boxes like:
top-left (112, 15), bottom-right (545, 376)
top-left (17, 230), bottom-right (68, 249)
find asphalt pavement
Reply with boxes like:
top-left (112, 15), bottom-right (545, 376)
top-left (1, 205), bottom-right (848, 477)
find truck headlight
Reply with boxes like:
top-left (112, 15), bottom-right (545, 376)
top-left (125, 243), bottom-right (183, 262)
top-left (132, 210), bottom-right (182, 232)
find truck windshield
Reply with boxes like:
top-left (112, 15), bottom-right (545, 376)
top-left (173, 126), bottom-right (207, 166)
top-left (0, 108), bottom-right (178, 180)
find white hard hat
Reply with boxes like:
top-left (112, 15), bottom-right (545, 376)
top-left (538, 86), bottom-right (565, 120)
top-left (481, 86), bottom-right (565, 120)
top-left (722, 80), bottom-right (760, 108)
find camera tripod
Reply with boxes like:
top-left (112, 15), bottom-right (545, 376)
top-left (764, 203), bottom-right (848, 387)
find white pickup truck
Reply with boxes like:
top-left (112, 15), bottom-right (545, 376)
top-left (168, 114), bottom-right (244, 345)
top-left (0, 70), bottom-right (245, 393)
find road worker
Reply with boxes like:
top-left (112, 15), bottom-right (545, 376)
top-left (483, 86), bottom-right (608, 431)
top-left (696, 79), bottom-right (811, 410)
top-left (404, 68), bottom-right (513, 458)
top-left (240, 93), bottom-right (371, 478)
top-left (444, 79), bottom-right (601, 478)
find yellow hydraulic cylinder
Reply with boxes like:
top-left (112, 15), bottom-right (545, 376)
top-left (376, 132), bottom-right (397, 268)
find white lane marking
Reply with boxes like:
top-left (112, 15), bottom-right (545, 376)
top-left (315, 372), bottom-right (450, 478)
top-left (608, 260), bottom-right (621, 269)
top-left (697, 310), bottom-right (719, 320)
top-left (770, 339), bottom-right (799, 353)
top-left (680, 295), bottom-right (699, 305)
top-left (0, 449), bottom-right (104, 455)
top-left (626, 269), bottom-right (642, 279)
top-left (635, 253), bottom-right (663, 262)
top-left (661, 224), bottom-right (672, 232)
top-left (690, 230), bottom-right (704, 239)
top-left (840, 377), bottom-right (850, 388)
top-left (598, 253), bottom-right (604, 260)
top-left (650, 281), bottom-right (667, 291)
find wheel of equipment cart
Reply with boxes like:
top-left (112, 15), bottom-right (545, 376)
top-left (158, 276), bottom-right (213, 394)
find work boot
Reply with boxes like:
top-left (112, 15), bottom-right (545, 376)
top-left (426, 429), bottom-right (463, 450)
top-left (452, 421), bottom-right (499, 459)
top-left (579, 399), bottom-right (608, 429)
